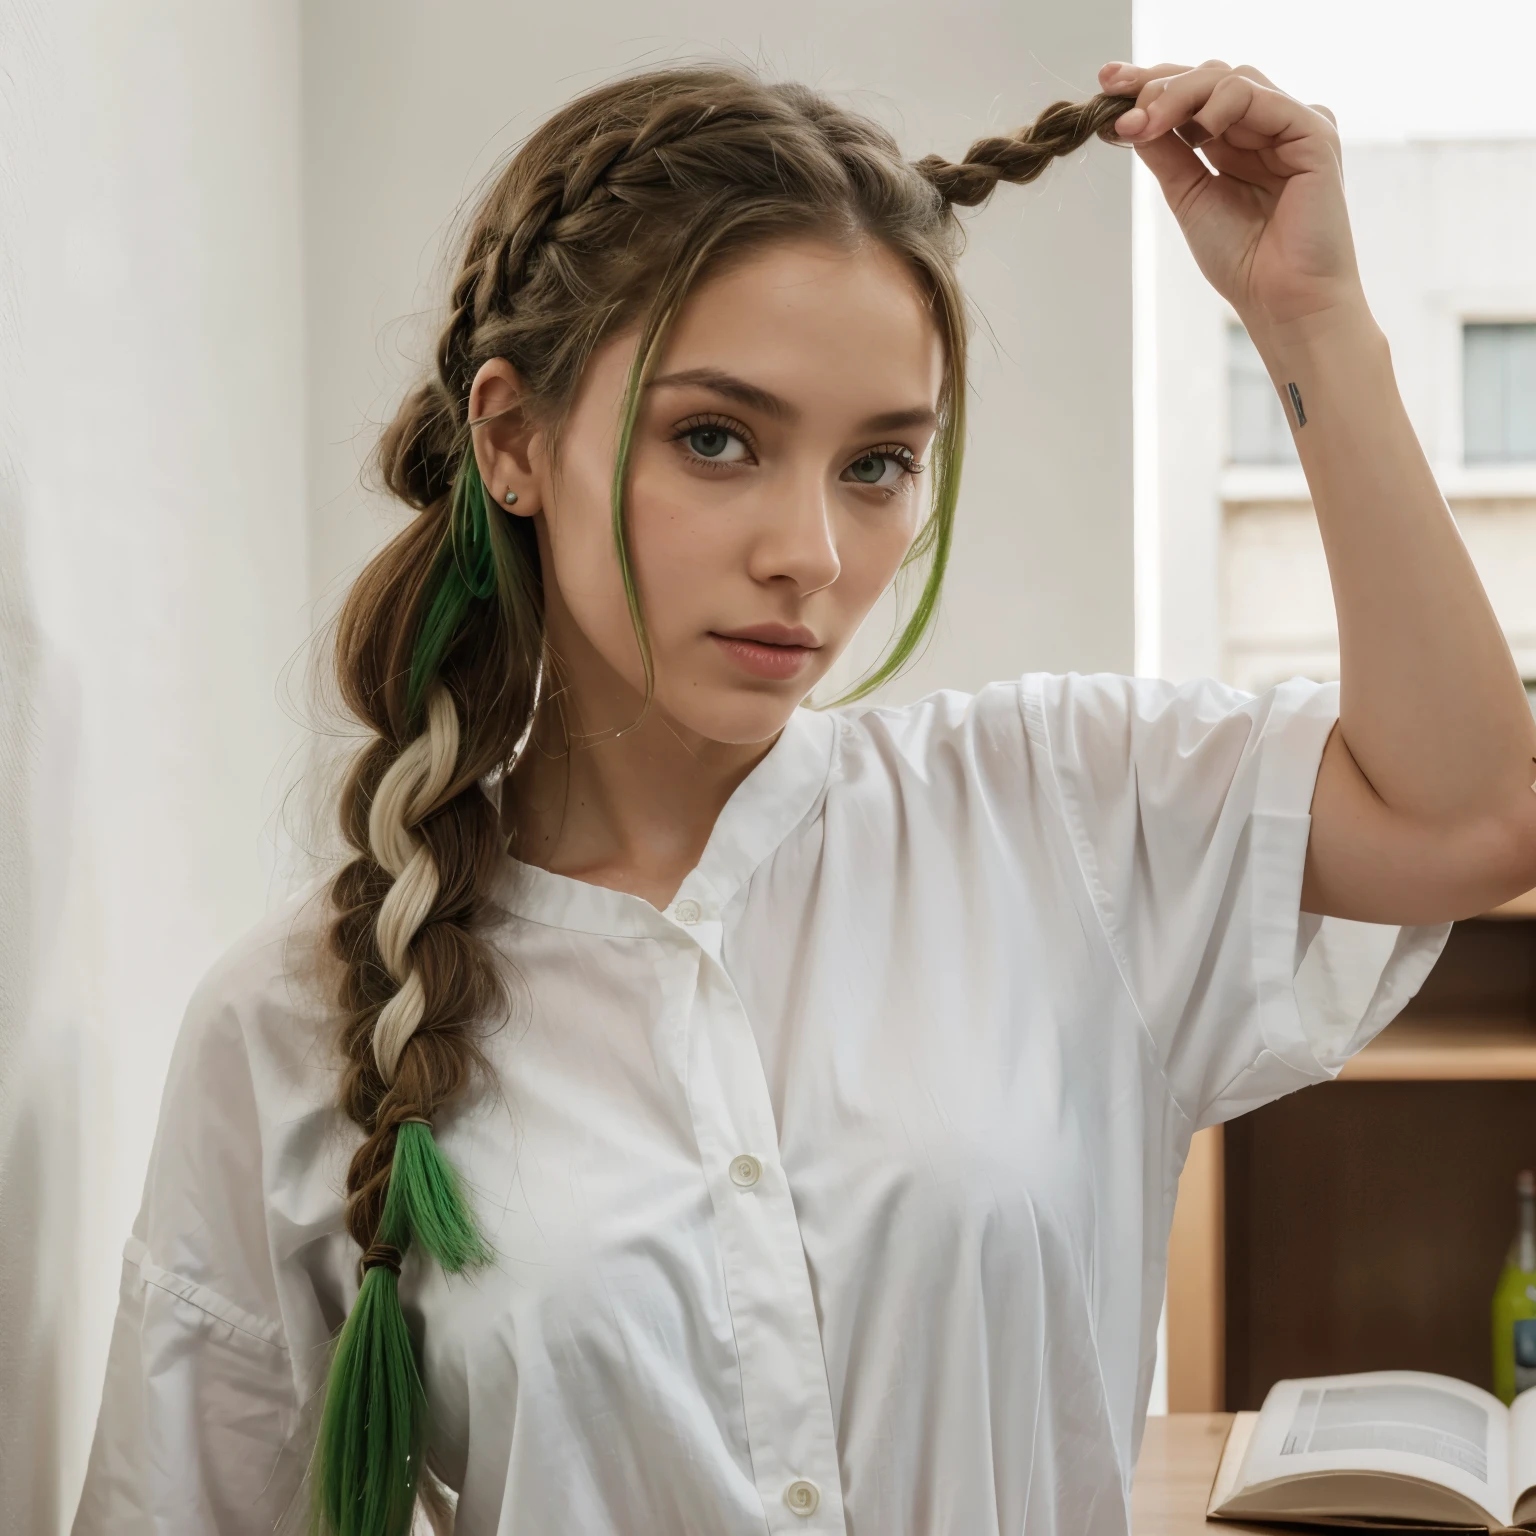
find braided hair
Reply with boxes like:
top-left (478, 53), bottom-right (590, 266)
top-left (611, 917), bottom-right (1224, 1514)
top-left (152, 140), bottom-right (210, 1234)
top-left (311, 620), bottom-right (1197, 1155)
top-left (314, 62), bottom-right (1136, 1535)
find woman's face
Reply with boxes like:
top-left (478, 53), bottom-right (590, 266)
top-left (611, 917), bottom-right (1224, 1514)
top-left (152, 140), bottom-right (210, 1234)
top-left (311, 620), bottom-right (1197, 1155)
top-left (472, 235), bottom-right (946, 747)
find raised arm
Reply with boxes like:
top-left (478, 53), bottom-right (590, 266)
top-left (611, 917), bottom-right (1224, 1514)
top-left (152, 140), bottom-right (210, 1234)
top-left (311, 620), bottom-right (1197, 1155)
top-left (1101, 57), bottom-right (1536, 925)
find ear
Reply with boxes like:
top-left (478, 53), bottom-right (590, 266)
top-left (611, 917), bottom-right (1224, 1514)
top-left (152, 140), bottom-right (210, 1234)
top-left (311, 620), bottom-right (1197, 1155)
top-left (467, 358), bottom-right (545, 518)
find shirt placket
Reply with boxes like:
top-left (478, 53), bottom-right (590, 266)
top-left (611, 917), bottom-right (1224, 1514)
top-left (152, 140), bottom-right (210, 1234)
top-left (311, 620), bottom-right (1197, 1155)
top-left (666, 895), bottom-right (847, 1533)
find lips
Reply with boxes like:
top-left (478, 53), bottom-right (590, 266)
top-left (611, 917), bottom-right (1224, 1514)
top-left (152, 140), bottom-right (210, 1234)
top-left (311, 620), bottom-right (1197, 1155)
top-left (712, 624), bottom-right (820, 648)
top-left (708, 628), bottom-right (818, 680)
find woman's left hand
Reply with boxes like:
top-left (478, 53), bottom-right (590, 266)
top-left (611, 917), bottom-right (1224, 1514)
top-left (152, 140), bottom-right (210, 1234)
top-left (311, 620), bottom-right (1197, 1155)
top-left (1097, 59), bottom-right (1366, 336)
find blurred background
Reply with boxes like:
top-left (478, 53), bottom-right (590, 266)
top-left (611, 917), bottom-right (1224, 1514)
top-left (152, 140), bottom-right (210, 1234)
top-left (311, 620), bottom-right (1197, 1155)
top-left (0, 0), bottom-right (1531, 1528)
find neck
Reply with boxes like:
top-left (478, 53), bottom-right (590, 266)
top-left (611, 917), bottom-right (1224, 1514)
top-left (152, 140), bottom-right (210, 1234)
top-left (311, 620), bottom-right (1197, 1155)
top-left (502, 657), bottom-right (779, 911)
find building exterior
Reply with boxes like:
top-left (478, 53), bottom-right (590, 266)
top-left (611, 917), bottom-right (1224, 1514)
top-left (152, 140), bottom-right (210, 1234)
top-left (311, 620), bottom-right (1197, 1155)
top-left (1149, 138), bottom-right (1536, 694)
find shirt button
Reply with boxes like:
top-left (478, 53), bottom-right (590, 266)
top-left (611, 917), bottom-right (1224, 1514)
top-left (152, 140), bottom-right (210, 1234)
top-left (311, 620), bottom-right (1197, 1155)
top-left (728, 1153), bottom-right (762, 1188)
top-left (674, 899), bottom-right (701, 925)
top-left (783, 1479), bottom-right (820, 1516)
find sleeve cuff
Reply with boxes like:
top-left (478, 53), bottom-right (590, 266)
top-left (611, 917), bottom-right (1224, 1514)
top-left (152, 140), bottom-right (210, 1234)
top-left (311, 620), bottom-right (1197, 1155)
top-left (1207, 677), bottom-right (1453, 1125)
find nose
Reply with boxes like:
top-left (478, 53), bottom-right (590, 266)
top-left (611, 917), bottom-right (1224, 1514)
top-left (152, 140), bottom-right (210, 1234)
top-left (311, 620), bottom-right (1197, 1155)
top-left (745, 468), bottom-right (841, 595)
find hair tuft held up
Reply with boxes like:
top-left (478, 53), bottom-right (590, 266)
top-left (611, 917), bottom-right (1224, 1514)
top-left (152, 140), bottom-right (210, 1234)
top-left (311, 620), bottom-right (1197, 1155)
top-left (915, 93), bottom-right (1136, 208)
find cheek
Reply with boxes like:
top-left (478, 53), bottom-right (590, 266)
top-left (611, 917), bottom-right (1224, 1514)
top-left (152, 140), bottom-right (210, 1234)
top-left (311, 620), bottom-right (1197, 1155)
top-left (814, 503), bottom-right (922, 632)
top-left (545, 463), bottom-right (732, 670)
top-left (624, 481), bottom-right (739, 622)
top-left (540, 458), bottom-right (635, 652)
top-left (846, 511), bottom-right (918, 594)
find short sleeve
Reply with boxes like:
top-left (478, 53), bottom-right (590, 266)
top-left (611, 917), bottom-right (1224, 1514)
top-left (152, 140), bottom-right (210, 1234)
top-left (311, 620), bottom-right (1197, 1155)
top-left (1023, 671), bottom-right (1453, 1129)
top-left (71, 951), bottom-right (312, 1536)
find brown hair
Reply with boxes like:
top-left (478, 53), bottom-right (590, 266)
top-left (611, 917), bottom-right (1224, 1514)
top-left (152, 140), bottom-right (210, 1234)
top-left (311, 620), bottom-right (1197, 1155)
top-left (318, 61), bottom-right (1133, 1533)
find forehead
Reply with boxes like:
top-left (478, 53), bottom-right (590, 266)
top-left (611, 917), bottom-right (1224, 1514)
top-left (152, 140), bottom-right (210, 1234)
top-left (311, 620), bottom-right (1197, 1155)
top-left (657, 236), bottom-right (946, 413)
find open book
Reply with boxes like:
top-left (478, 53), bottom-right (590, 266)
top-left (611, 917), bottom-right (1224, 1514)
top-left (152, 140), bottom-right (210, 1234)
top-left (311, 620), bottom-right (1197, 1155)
top-left (1207, 1371), bottom-right (1536, 1531)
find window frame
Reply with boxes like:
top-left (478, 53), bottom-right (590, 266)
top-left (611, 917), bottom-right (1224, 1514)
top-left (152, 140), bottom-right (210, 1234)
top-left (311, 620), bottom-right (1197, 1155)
top-left (1428, 293), bottom-right (1536, 494)
top-left (1462, 319), bottom-right (1536, 466)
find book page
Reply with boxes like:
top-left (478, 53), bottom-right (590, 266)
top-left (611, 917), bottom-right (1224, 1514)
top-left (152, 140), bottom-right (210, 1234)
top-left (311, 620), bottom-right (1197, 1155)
top-left (1507, 1387), bottom-right (1536, 1523)
top-left (1219, 1372), bottom-right (1511, 1527)
top-left (1208, 1412), bottom-right (1260, 1513)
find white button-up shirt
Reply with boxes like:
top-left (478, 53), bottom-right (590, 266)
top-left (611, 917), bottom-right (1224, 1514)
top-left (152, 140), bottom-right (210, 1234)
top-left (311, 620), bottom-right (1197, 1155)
top-left (73, 673), bottom-right (1450, 1536)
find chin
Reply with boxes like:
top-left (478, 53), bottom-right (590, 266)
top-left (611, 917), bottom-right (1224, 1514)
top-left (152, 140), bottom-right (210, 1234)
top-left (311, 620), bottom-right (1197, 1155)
top-left (655, 678), bottom-right (815, 747)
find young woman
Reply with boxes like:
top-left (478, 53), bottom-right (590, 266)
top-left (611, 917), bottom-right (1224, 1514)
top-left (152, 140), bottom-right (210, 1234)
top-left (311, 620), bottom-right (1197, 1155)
top-left (74, 58), bottom-right (1536, 1536)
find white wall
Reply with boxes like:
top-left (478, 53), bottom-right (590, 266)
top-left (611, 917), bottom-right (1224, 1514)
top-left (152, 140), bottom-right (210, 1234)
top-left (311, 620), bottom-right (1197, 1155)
top-left (1144, 163), bottom-right (1227, 683)
top-left (1, 1), bottom-right (310, 1527)
top-left (300, 2), bottom-right (1135, 698)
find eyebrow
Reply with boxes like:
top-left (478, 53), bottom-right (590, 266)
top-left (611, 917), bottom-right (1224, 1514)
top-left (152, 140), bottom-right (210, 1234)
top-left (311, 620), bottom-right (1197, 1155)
top-left (647, 367), bottom-right (938, 437)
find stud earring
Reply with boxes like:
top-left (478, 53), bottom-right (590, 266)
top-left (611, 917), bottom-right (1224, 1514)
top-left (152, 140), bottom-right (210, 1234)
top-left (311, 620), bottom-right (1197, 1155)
top-left (503, 490), bottom-right (519, 506)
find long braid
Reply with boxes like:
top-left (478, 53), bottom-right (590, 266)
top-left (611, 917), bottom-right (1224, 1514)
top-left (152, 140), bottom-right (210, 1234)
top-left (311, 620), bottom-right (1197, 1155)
top-left (316, 445), bottom-right (525, 1534)
top-left (368, 686), bottom-right (462, 1084)
top-left (313, 64), bottom-right (1132, 1536)
top-left (316, 677), bottom-right (499, 1536)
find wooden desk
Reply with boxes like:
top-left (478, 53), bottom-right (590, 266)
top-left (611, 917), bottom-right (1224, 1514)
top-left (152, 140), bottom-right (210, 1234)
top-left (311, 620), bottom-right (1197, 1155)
top-left (1133, 1414), bottom-right (1271, 1533)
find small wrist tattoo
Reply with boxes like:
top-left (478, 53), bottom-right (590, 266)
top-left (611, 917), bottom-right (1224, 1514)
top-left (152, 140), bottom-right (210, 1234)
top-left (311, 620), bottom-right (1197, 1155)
top-left (1285, 381), bottom-right (1307, 429)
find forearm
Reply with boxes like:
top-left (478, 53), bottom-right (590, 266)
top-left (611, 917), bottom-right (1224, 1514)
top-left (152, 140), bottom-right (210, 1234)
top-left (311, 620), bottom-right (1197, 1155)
top-left (1251, 302), bottom-right (1536, 829)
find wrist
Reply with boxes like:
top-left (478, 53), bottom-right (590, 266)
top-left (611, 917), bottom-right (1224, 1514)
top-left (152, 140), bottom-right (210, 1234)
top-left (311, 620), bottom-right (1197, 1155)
top-left (1240, 294), bottom-right (1386, 364)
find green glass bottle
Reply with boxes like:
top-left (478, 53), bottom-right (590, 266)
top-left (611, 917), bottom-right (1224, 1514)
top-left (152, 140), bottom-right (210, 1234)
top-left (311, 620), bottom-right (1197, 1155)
top-left (1492, 1169), bottom-right (1536, 1405)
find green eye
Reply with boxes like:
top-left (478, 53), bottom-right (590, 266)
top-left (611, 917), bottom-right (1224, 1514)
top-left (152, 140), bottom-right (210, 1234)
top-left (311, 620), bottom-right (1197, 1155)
top-left (848, 454), bottom-right (887, 484)
top-left (688, 427), bottom-right (731, 458)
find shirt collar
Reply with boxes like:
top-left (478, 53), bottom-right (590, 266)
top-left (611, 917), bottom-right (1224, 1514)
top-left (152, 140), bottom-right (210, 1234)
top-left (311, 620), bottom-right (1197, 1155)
top-left (487, 704), bottom-right (840, 940)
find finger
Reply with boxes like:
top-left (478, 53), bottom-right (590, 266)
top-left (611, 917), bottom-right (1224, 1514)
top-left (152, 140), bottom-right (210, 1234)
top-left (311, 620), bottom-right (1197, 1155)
top-left (1098, 59), bottom-right (1202, 94)
top-left (1230, 62), bottom-right (1283, 93)
top-left (1146, 57), bottom-right (1236, 98)
top-left (1311, 102), bottom-right (1339, 128)
top-left (1197, 75), bottom-right (1336, 152)
top-left (1132, 70), bottom-right (1316, 150)
top-left (1112, 61), bottom-right (1228, 141)
top-left (1185, 70), bottom-right (1314, 153)
top-left (1193, 113), bottom-right (1299, 152)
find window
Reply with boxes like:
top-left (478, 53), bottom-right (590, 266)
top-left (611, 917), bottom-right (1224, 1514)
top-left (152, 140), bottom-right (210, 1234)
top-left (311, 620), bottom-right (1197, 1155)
top-left (1227, 321), bottom-right (1299, 465)
top-left (1464, 322), bottom-right (1536, 464)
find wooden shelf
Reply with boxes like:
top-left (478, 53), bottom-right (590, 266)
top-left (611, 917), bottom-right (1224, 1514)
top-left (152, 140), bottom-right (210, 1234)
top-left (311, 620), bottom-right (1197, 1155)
top-left (1340, 1013), bottom-right (1536, 1080)
top-left (1220, 1078), bottom-right (1536, 1409)
top-left (1167, 916), bottom-right (1536, 1415)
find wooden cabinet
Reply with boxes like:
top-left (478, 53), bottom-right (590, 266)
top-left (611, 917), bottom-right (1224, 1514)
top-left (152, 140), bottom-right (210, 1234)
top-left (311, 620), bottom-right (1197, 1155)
top-left (1165, 899), bottom-right (1536, 1412)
